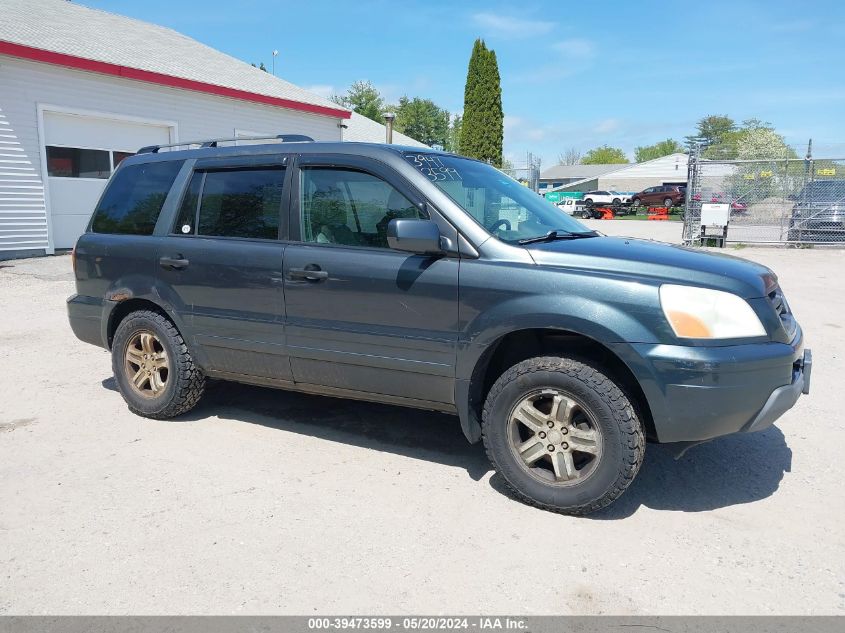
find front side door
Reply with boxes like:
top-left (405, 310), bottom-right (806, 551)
top-left (157, 155), bottom-right (292, 380)
top-left (641, 186), bottom-right (657, 205)
top-left (283, 155), bottom-right (460, 405)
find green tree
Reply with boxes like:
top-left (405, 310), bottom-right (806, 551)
top-left (686, 115), bottom-right (736, 149)
top-left (635, 138), bottom-right (684, 162)
top-left (331, 81), bottom-right (385, 122)
top-left (582, 145), bottom-right (629, 164)
top-left (445, 114), bottom-right (462, 153)
top-left (703, 119), bottom-right (797, 160)
top-left (459, 39), bottom-right (504, 166)
top-left (392, 96), bottom-right (450, 148)
top-left (251, 62), bottom-right (268, 72)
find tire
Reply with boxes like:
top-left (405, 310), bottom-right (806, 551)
top-left (482, 356), bottom-right (644, 515)
top-left (580, 209), bottom-right (592, 219)
top-left (663, 197), bottom-right (673, 208)
top-left (111, 309), bottom-right (205, 419)
top-left (632, 198), bottom-right (641, 208)
top-left (612, 198), bottom-right (621, 208)
top-left (584, 198), bottom-right (594, 208)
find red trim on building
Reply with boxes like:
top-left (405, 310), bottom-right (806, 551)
top-left (0, 40), bottom-right (351, 120)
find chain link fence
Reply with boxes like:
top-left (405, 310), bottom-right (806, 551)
top-left (683, 152), bottom-right (845, 245)
top-left (500, 153), bottom-right (542, 192)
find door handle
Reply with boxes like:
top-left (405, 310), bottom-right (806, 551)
top-left (159, 255), bottom-right (189, 270)
top-left (289, 266), bottom-right (329, 282)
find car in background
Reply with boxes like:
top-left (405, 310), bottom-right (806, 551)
top-left (787, 179), bottom-right (845, 242)
top-left (693, 191), bottom-right (749, 217)
top-left (581, 190), bottom-right (631, 208)
top-left (630, 185), bottom-right (686, 208)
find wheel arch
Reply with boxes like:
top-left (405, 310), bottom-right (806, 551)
top-left (457, 327), bottom-right (656, 444)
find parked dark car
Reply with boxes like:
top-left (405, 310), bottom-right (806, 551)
top-left (631, 185), bottom-right (686, 208)
top-left (68, 138), bottom-right (810, 515)
top-left (788, 179), bottom-right (845, 242)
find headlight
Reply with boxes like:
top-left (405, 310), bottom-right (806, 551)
top-left (659, 284), bottom-right (766, 339)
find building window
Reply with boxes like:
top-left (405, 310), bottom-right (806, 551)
top-left (113, 151), bottom-right (135, 168)
top-left (46, 146), bottom-right (137, 178)
top-left (46, 146), bottom-right (110, 178)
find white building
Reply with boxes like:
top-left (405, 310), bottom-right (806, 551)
top-left (543, 153), bottom-right (690, 196)
top-left (0, 0), bottom-right (365, 257)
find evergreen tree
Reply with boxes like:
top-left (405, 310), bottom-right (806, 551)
top-left (460, 39), bottom-right (504, 166)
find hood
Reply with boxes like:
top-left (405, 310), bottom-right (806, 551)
top-left (527, 236), bottom-right (775, 298)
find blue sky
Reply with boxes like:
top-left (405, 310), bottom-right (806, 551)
top-left (87, 0), bottom-right (845, 166)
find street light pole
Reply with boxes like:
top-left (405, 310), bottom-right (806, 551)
top-left (272, 50), bottom-right (278, 76)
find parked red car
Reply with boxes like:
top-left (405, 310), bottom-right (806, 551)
top-left (693, 191), bottom-right (749, 216)
top-left (630, 185), bottom-right (686, 208)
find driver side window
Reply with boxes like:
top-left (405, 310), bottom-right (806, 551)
top-left (299, 167), bottom-right (424, 248)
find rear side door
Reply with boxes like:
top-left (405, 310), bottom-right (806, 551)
top-left (156, 154), bottom-right (292, 380)
top-left (282, 154), bottom-right (460, 405)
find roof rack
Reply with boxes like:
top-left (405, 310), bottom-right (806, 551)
top-left (137, 134), bottom-right (315, 154)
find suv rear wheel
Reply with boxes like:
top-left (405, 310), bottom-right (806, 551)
top-left (482, 356), bottom-right (644, 515)
top-left (111, 310), bottom-right (205, 419)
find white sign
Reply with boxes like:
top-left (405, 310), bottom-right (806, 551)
top-left (701, 203), bottom-right (730, 228)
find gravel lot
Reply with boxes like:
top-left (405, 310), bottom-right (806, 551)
top-left (1, 236), bottom-right (844, 615)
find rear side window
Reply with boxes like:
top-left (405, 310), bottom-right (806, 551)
top-left (91, 160), bottom-right (182, 235)
top-left (174, 168), bottom-right (283, 240)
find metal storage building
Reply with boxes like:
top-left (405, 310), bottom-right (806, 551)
top-left (0, 0), bottom-right (354, 257)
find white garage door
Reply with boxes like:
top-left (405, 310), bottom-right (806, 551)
top-left (44, 112), bottom-right (172, 248)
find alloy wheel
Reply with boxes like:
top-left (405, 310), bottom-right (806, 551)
top-left (507, 389), bottom-right (603, 486)
top-left (124, 330), bottom-right (169, 398)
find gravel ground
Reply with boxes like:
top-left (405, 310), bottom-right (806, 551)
top-left (1, 244), bottom-right (843, 615)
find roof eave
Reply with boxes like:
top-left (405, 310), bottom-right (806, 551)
top-left (0, 40), bottom-right (352, 120)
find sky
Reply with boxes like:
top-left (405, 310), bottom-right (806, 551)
top-left (86, 0), bottom-right (845, 167)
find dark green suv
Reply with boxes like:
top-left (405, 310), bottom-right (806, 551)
top-left (68, 138), bottom-right (811, 515)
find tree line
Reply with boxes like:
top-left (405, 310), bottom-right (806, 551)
top-left (330, 39), bottom-right (503, 166)
top-left (557, 115), bottom-right (796, 165)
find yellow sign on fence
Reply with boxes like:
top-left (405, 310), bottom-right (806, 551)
top-left (760, 170), bottom-right (773, 178)
top-left (817, 168), bottom-right (836, 176)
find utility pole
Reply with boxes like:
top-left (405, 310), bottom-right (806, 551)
top-left (272, 50), bottom-right (278, 76)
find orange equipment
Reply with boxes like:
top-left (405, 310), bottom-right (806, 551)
top-left (647, 206), bottom-right (670, 221)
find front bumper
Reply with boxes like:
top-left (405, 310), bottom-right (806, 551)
top-left (612, 327), bottom-right (809, 443)
top-left (744, 348), bottom-right (811, 433)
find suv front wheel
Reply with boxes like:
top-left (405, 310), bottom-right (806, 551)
top-left (482, 356), bottom-right (644, 515)
top-left (111, 309), bottom-right (205, 419)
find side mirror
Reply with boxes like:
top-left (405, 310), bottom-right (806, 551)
top-left (387, 219), bottom-right (443, 255)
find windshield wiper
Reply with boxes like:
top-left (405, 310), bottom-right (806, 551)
top-left (518, 230), bottom-right (597, 245)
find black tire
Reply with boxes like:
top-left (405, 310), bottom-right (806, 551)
top-left (612, 198), bottom-right (621, 209)
top-left (580, 209), bottom-right (592, 219)
top-left (482, 356), bottom-right (644, 515)
top-left (632, 198), bottom-right (641, 208)
top-left (663, 197), bottom-right (673, 208)
top-left (584, 198), bottom-right (594, 208)
top-left (111, 309), bottom-right (205, 419)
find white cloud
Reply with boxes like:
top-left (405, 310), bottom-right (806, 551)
top-left (552, 38), bottom-right (595, 59)
top-left (471, 12), bottom-right (554, 38)
top-left (303, 84), bottom-right (335, 99)
top-left (593, 118), bottom-right (621, 134)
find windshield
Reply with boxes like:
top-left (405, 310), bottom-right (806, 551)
top-left (404, 153), bottom-right (591, 243)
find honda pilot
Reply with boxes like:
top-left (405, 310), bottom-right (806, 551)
top-left (68, 138), bottom-right (811, 515)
